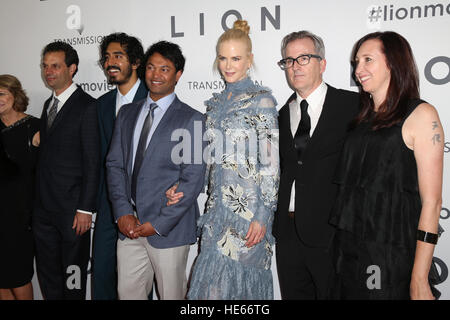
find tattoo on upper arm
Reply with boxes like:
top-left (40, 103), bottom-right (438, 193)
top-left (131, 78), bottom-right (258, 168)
top-left (432, 134), bottom-right (441, 145)
top-left (431, 121), bottom-right (442, 145)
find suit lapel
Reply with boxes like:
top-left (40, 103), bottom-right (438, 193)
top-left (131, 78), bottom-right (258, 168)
top-left (134, 81), bottom-right (148, 102)
top-left (105, 81), bottom-right (147, 141)
top-left (119, 81), bottom-right (148, 177)
top-left (143, 96), bottom-right (180, 163)
top-left (106, 80), bottom-right (147, 124)
top-left (280, 92), bottom-right (296, 142)
top-left (305, 84), bottom-right (336, 152)
top-left (40, 97), bottom-right (52, 141)
top-left (125, 99), bottom-right (146, 176)
top-left (106, 90), bottom-right (117, 121)
top-left (102, 90), bottom-right (117, 143)
top-left (47, 88), bottom-right (80, 135)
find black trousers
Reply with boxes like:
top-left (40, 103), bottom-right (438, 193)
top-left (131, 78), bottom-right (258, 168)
top-left (275, 214), bottom-right (333, 300)
top-left (92, 194), bottom-right (118, 300)
top-left (33, 206), bottom-right (90, 300)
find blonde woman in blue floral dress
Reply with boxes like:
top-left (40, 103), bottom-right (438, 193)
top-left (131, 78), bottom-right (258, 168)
top-left (167, 20), bottom-right (279, 299)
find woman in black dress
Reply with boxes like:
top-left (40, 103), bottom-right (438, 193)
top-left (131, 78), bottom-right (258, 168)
top-left (0, 74), bottom-right (40, 300)
top-left (329, 32), bottom-right (443, 300)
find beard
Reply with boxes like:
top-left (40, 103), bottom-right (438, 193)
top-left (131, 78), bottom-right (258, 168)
top-left (106, 64), bottom-right (133, 85)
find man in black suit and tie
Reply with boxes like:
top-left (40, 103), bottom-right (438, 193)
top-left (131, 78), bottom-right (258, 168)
top-left (92, 32), bottom-right (148, 300)
top-left (33, 41), bottom-right (100, 300)
top-left (272, 31), bottom-right (359, 299)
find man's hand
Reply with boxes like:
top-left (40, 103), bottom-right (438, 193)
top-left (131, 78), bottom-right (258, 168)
top-left (117, 214), bottom-right (140, 238)
top-left (72, 211), bottom-right (92, 236)
top-left (133, 221), bottom-right (157, 238)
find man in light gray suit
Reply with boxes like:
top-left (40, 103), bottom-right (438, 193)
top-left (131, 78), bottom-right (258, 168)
top-left (106, 41), bottom-right (206, 300)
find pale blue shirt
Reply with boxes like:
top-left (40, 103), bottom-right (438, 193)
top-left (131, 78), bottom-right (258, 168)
top-left (115, 79), bottom-right (141, 116)
top-left (131, 92), bottom-right (175, 234)
top-left (131, 92), bottom-right (175, 171)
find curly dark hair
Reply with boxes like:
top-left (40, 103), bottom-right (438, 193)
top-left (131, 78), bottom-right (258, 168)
top-left (42, 41), bottom-right (79, 77)
top-left (99, 33), bottom-right (145, 79)
top-left (143, 41), bottom-right (185, 73)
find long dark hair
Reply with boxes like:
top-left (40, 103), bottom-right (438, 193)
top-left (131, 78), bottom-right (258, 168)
top-left (352, 31), bottom-right (420, 130)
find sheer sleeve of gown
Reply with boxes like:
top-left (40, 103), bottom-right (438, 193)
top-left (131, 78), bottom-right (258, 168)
top-left (251, 96), bottom-right (280, 231)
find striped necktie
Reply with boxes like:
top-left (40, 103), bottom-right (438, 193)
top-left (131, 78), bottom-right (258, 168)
top-left (47, 97), bottom-right (59, 129)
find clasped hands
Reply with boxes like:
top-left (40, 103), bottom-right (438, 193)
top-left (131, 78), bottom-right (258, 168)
top-left (165, 185), bottom-right (266, 248)
top-left (117, 214), bottom-right (156, 239)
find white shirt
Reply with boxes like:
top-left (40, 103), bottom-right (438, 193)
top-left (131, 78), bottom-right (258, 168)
top-left (288, 81), bottom-right (328, 212)
top-left (48, 82), bottom-right (78, 115)
top-left (49, 82), bottom-right (93, 216)
top-left (115, 79), bottom-right (141, 116)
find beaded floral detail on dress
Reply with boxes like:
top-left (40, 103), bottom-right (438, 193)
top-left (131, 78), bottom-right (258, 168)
top-left (187, 77), bottom-right (279, 300)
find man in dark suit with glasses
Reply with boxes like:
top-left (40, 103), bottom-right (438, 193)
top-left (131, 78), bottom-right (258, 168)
top-left (273, 31), bottom-right (359, 299)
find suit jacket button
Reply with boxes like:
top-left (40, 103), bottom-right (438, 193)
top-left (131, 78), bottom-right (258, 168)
top-left (298, 160), bottom-right (303, 165)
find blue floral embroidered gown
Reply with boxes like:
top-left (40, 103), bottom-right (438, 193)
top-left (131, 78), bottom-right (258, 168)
top-left (187, 77), bottom-right (279, 300)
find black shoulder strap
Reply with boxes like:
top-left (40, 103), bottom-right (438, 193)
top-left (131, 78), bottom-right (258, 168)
top-left (404, 98), bottom-right (425, 120)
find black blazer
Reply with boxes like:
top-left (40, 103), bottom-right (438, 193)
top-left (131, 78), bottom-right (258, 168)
top-left (273, 84), bottom-right (359, 247)
top-left (36, 86), bottom-right (100, 216)
top-left (96, 81), bottom-right (148, 214)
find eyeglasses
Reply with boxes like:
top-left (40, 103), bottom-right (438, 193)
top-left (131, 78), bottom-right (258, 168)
top-left (277, 54), bottom-right (322, 70)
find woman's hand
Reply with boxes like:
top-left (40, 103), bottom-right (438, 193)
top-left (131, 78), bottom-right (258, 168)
top-left (410, 277), bottom-right (435, 300)
top-left (32, 131), bottom-right (40, 147)
top-left (245, 221), bottom-right (266, 248)
top-left (165, 183), bottom-right (184, 206)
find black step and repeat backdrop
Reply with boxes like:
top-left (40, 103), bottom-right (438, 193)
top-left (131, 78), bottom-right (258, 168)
top-left (1, 0), bottom-right (449, 299)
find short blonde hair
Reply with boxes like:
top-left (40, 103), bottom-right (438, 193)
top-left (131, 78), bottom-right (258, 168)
top-left (0, 74), bottom-right (29, 112)
top-left (214, 20), bottom-right (253, 71)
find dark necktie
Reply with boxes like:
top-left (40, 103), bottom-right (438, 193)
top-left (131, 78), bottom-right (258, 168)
top-left (293, 99), bottom-right (311, 160)
top-left (47, 97), bottom-right (59, 129)
top-left (131, 102), bottom-right (158, 203)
